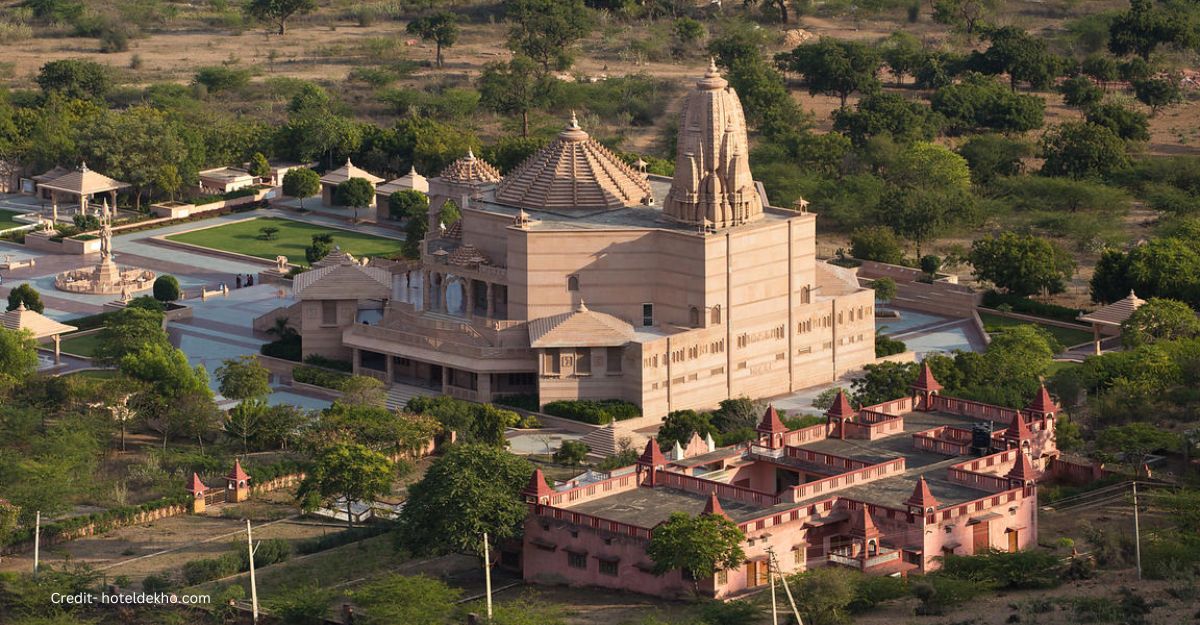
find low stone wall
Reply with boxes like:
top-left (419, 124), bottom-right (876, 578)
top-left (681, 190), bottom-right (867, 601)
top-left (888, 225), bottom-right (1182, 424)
top-left (0, 504), bottom-right (188, 556)
top-left (977, 307), bottom-right (1094, 334)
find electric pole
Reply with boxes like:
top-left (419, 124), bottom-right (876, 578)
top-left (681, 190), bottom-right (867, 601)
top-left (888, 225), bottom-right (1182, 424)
top-left (483, 532), bottom-right (493, 622)
top-left (33, 511), bottom-right (40, 574)
top-left (247, 519), bottom-right (260, 623)
top-left (1132, 481), bottom-right (1142, 581)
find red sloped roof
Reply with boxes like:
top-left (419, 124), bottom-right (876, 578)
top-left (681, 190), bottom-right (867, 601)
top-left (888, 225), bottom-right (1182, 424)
top-left (850, 507), bottom-right (881, 538)
top-left (638, 438), bottom-right (667, 467)
top-left (523, 468), bottom-right (554, 500)
top-left (1007, 453), bottom-right (1037, 482)
top-left (1025, 385), bottom-right (1059, 415)
top-left (187, 472), bottom-right (207, 494)
top-left (826, 391), bottom-right (855, 419)
top-left (756, 405), bottom-right (788, 434)
top-left (912, 363), bottom-right (942, 392)
top-left (905, 476), bottom-right (939, 510)
top-left (228, 459), bottom-right (249, 483)
top-left (1004, 411), bottom-right (1033, 441)
top-left (703, 491), bottom-right (729, 519)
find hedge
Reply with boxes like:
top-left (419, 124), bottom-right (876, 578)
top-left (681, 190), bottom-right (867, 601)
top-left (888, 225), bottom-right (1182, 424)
top-left (182, 538), bottom-right (292, 586)
top-left (261, 335), bottom-right (302, 361)
top-left (542, 399), bottom-right (640, 424)
top-left (493, 394), bottom-right (539, 412)
top-left (245, 459), bottom-right (305, 483)
top-left (875, 334), bottom-right (907, 357)
top-left (2, 494), bottom-right (191, 547)
top-left (291, 365), bottom-right (352, 391)
top-left (296, 524), bottom-right (389, 555)
top-left (302, 354), bottom-right (352, 372)
top-left (981, 291), bottom-right (1083, 324)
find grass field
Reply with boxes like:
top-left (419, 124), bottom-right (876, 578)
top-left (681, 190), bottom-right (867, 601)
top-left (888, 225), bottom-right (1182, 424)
top-left (0, 209), bottom-right (26, 230)
top-left (978, 313), bottom-right (1094, 350)
top-left (165, 218), bottom-right (403, 266)
top-left (59, 332), bottom-right (104, 357)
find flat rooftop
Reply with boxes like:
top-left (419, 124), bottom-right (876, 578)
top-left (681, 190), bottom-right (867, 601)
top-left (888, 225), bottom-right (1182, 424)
top-left (801, 410), bottom-right (990, 469)
top-left (566, 485), bottom-right (796, 526)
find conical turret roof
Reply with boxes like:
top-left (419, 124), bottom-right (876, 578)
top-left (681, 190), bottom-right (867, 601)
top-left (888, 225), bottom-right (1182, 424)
top-left (756, 405), bottom-right (787, 435)
top-left (912, 363), bottom-right (942, 392)
top-left (826, 390), bottom-right (855, 419)
top-left (638, 438), bottom-right (667, 467)
top-left (1025, 385), bottom-right (1059, 415)
top-left (439, 150), bottom-right (502, 184)
top-left (495, 113), bottom-right (652, 211)
top-left (523, 468), bottom-right (554, 500)
top-left (1004, 411), bottom-right (1033, 442)
top-left (1007, 453), bottom-right (1036, 482)
top-left (905, 476), bottom-right (939, 510)
top-left (703, 491), bottom-right (729, 518)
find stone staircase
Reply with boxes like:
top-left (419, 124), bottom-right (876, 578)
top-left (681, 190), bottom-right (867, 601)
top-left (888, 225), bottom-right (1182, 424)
top-left (386, 383), bottom-right (436, 412)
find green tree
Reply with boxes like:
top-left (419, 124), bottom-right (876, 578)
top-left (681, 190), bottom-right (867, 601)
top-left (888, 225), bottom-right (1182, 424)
top-left (224, 398), bottom-right (266, 454)
top-left (478, 56), bottom-right (550, 137)
top-left (0, 327), bottom-right (39, 386)
top-left (1060, 75), bottom-right (1103, 108)
top-left (282, 167), bottom-right (320, 208)
top-left (1097, 422), bottom-right (1180, 475)
top-left (36, 59), bottom-right (110, 100)
top-left (94, 306), bottom-right (167, 366)
top-left (248, 152), bottom-right (271, 178)
top-left (505, 0), bottom-right (594, 73)
top-left (745, 0), bottom-right (790, 22)
top-left (1086, 101), bottom-right (1150, 142)
top-left (657, 409), bottom-right (717, 449)
top-left (245, 0), bottom-right (317, 35)
top-left (192, 66), bottom-right (251, 93)
top-left (969, 232), bottom-right (1076, 297)
top-left (1040, 122), bottom-right (1129, 179)
top-left (871, 277), bottom-right (898, 303)
top-left (647, 511), bottom-right (746, 594)
top-left (352, 575), bottom-right (461, 625)
top-left (388, 189), bottom-right (428, 222)
top-left (396, 443), bottom-right (532, 558)
top-left (831, 92), bottom-right (941, 147)
top-left (776, 38), bottom-right (882, 107)
top-left (335, 177), bottom-right (375, 221)
top-left (481, 136), bottom-right (547, 173)
top-left (672, 17), bottom-right (706, 56)
top-left (878, 142), bottom-right (976, 258)
top-left (6, 284), bottom-right (44, 313)
top-left (880, 31), bottom-right (925, 85)
top-left (297, 443), bottom-right (394, 529)
top-left (790, 567), bottom-right (859, 625)
top-left (1108, 0), bottom-right (1193, 61)
top-left (553, 440), bottom-right (590, 465)
top-left (1132, 77), bottom-right (1182, 115)
top-left (152, 275), bottom-right (181, 303)
top-left (1120, 298), bottom-right (1200, 347)
top-left (78, 105), bottom-right (189, 208)
top-left (407, 13), bottom-right (459, 68)
top-left (215, 354), bottom-right (272, 401)
top-left (931, 73), bottom-right (1045, 132)
top-left (849, 225), bottom-right (905, 265)
top-left (1082, 54), bottom-right (1119, 85)
top-left (1090, 237), bottom-right (1200, 306)
top-left (957, 134), bottom-right (1031, 185)
top-left (931, 0), bottom-right (998, 35)
top-left (852, 361), bottom-right (919, 406)
top-left (154, 163), bottom-right (182, 201)
top-left (978, 26), bottom-right (1060, 91)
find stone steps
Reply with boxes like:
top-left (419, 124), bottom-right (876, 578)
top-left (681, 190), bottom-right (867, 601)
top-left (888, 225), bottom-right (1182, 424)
top-left (385, 384), bottom-right (435, 412)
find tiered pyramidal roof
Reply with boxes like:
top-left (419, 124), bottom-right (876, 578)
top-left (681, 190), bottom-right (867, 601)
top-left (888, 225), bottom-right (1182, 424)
top-left (439, 150), bottom-right (502, 185)
top-left (494, 113), bottom-right (652, 211)
top-left (664, 61), bottom-right (762, 229)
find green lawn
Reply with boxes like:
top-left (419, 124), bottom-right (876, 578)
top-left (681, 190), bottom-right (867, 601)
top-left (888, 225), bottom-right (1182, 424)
top-left (165, 217), bottom-right (403, 266)
top-left (0, 209), bottom-right (25, 230)
top-left (979, 312), bottom-right (1093, 350)
top-left (59, 332), bottom-right (104, 357)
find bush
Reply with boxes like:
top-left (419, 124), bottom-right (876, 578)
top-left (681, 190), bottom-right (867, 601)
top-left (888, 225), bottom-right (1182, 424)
top-left (261, 334), bottom-right (302, 361)
top-left (875, 334), bottom-right (906, 357)
top-left (937, 550), bottom-right (1064, 589)
top-left (99, 26), bottom-right (130, 53)
top-left (552, 440), bottom-right (590, 465)
top-left (911, 575), bottom-right (988, 615)
top-left (542, 399), bottom-right (640, 424)
top-left (141, 573), bottom-right (173, 593)
top-left (153, 275), bottom-right (181, 302)
top-left (493, 394), bottom-right (539, 412)
top-left (241, 538), bottom-right (291, 569)
top-left (850, 226), bottom-right (905, 265)
top-left (296, 524), bottom-right (388, 554)
top-left (193, 66), bottom-right (251, 93)
top-left (182, 552), bottom-right (241, 585)
top-left (980, 291), bottom-right (1083, 323)
top-left (302, 354), bottom-right (352, 372)
top-left (292, 365), bottom-right (352, 391)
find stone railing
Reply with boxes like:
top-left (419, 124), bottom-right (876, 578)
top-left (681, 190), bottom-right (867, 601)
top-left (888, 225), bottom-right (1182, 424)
top-left (784, 447), bottom-right (872, 471)
top-left (931, 395), bottom-right (1019, 424)
top-left (655, 470), bottom-right (783, 507)
top-left (789, 458), bottom-right (906, 502)
top-left (533, 504), bottom-right (653, 539)
top-left (546, 471), bottom-right (641, 507)
top-left (781, 424), bottom-right (828, 446)
top-left (934, 488), bottom-right (1022, 523)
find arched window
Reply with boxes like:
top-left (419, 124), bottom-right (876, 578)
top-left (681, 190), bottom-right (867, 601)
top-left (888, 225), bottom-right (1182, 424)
top-left (689, 306), bottom-right (700, 327)
top-left (801, 286), bottom-right (811, 304)
top-left (711, 305), bottom-right (721, 324)
top-left (567, 275), bottom-right (579, 291)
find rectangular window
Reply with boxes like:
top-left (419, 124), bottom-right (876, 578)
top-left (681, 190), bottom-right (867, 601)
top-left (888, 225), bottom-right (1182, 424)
top-left (567, 552), bottom-right (587, 569)
top-left (716, 570), bottom-right (728, 585)
top-left (598, 559), bottom-right (618, 576)
top-left (576, 348), bottom-right (591, 375)
top-left (793, 546), bottom-right (805, 565)
top-left (606, 347), bottom-right (622, 374)
top-left (544, 349), bottom-right (560, 375)
top-left (642, 303), bottom-right (653, 326)
top-left (321, 300), bottom-right (337, 325)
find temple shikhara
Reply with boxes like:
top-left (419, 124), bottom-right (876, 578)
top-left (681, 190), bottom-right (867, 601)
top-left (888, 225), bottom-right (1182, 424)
top-left (283, 63), bottom-right (877, 419)
top-left (519, 366), bottom-right (1059, 599)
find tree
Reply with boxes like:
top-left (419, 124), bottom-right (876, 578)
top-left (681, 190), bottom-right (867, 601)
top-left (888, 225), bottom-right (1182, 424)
top-left (977, 26), bottom-right (1060, 91)
top-left (672, 17), bottom-right (706, 56)
top-left (352, 575), bottom-right (461, 625)
top-left (1060, 75), bottom-right (1103, 109)
top-left (1086, 102), bottom-right (1150, 142)
top-left (1082, 54), bottom-right (1119, 87)
top-left (969, 232), bottom-right (1076, 297)
top-left (245, 0), bottom-right (317, 35)
top-left (6, 284), bottom-right (44, 313)
top-left (850, 226), bottom-right (905, 265)
top-left (297, 443), bottom-right (394, 529)
top-left (154, 163), bottom-right (182, 201)
top-left (852, 361), bottom-right (919, 406)
top-left (407, 13), bottom-right (459, 68)
top-left (0, 327), bottom-right (38, 386)
top-left (553, 440), bottom-right (590, 465)
top-left (78, 105), bottom-right (189, 208)
top-left (931, 0), bottom-right (997, 35)
top-left (931, 73), bottom-right (1045, 133)
top-left (94, 306), bottom-right (168, 366)
top-left (790, 567), bottom-right (859, 625)
top-left (745, 0), bottom-right (790, 22)
top-left (957, 134), bottom-right (1031, 185)
top-left (1120, 298), bottom-right (1200, 347)
top-left (880, 31), bottom-right (925, 85)
top-left (831, 92), bottom-right (941, 147)
top-left (259, 226), bottom-right (280, 240)
top-left (478, 56), bottom-right (549, 137)
top-left (335, 177), bottom-right (375, 221)
top-left (1090, 237), bottom-right (1200, 306)
top-left (1097, 422), bottom-right (1180, 475)
top-left (871, 277), bottom-right (897, 304)
top-left (776, 38), bottom-right (881, 107)
top-left (396, 443), bottom-right (533, 558)
top-left (1132, 77), bottom-right (1182, 115)
top-left (225, 398), bottom-right (266, 454)
top-left (878, 142), bottom-right (975, 258)
top-left (152, 275), bottom-right (181, 303)
top-left (282, 167), bottom-right (320, 209)
top-left (657, 409), bottom-right (717, 449)
top-left (216, 355), bottom-right (272, 401)
top-left (36, 59), bottom-right (110, 100)
top-left (505, 0), bottom-right (594, 73)
top-left (248, 152), bottom-right (271, 179)
top-left (388, 189), bottom-right (428, 222)
top-left (1108, 0), bottom-right (1193, 61)
top-left (1040, 122), bottom-right (1129, 179)
top-left (647, 511), bottom-right (745, 594)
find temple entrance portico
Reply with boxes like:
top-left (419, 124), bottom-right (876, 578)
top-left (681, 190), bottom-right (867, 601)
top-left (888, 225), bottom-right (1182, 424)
top-left (351, 347), bottom-right (535, 403)
top-left (422, 268), bottom-right (508, 320)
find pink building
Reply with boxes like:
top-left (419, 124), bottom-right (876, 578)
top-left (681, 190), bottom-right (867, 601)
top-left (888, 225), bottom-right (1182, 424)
top-left (521, 365), bottom-right (1059, 599)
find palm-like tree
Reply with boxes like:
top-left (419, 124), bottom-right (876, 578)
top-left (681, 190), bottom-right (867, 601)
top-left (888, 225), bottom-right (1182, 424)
top-left (266, 316), bottom-right (297, 340)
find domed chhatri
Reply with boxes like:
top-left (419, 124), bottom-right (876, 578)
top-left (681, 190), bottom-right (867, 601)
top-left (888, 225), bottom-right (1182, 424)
top-left (54, 202), bottom-right (155, 296)
top-left (664, 60), bottom-right (763, 229)
top-left (494, 112), bottom-right (652, 212)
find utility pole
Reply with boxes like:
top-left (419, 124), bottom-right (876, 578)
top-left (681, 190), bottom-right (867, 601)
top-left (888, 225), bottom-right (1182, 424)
top-left (483, 532), bottom-right (493, 622)
top-left (768, 551), bottom-right (779, 625)
top-left (33, 511), bottom-right (40, 574)
top-left (247, 519), bottom-right (260, 623)
top-left (1132, 481), bottom-right (1142, 581)
top-left (766, 547), bottom-right (803, 625)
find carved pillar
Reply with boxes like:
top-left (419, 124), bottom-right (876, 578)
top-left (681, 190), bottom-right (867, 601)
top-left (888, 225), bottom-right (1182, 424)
top-left (485, 282), bottom-right (495, 319)
top-left (422, 270), bottom-right (432, 311)
top-left (385, 355), bottom-right (395, 385)
top-left (465, 279), bottom-right (475, 317)
top-left (440, 275), bottom-right (448, 312)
